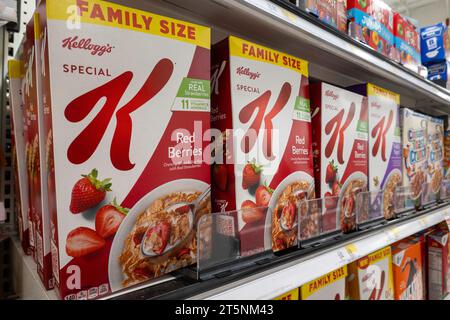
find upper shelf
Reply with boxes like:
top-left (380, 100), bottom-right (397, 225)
top-left (112, 0), bottom-right (450, 116)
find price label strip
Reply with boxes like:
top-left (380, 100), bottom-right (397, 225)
top-left (336, 244), bottom-right (358, 264)
top-left (384, 227), bottom-right (400, 243)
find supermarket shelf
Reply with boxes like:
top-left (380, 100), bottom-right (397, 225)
top-left (109, 203), bottom-right (450, 300)
top-left (111, 0), bottom-right (450, 115)
top-left (10, 237), bottom-right (59, 300)
top-left (188, 205), bottom-right (450, 300)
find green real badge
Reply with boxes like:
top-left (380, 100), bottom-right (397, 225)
top-left (172, 77), bottom-right (210, 112)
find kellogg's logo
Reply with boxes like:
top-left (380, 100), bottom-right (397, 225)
top-left (62, 36), bottom-right (114, 56)
top-left (325, 90), bottom-right (338, 100)
top-left (236, 66), bottom-right (260, 80)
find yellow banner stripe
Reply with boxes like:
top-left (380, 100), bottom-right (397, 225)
top-left (368, 83), bottom-right (400, 105)
top-left (229, 36), bottom-right (308, 77)
top-left (300, 266), bottom-right (347, 299)
top-left (46, 0), bottom-right (210, 49)
top-left (34, 12), bottom-right (40, 40)
top-left (8, 60), bottom-right (24, 79)
top-left (274, 288), bottom-right (299, 300)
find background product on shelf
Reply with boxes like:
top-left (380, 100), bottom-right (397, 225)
top-left (24, 18), bottom-right (49, 284)
top-left (37, 0), bottom-right (211, 300)
top-left (349, 83), bottom-right (401, 220)
top-left (300, 266), bottom-right (347, 300)
top-left (426, 116), bottom-right (444, 202)
top-left (420, 23), bottom-right (448, 66)
top-left (427, 228), bottom-right (449, 300)
top-left (8, 60), bottom-right (32, 256)
top-left (274, 288), bottom-right (299, 300)
top-left (445, 129), bottom-right (450, 179)
top-left (310, 82), bottom-right (368, 233)
top-left (400, 108), bottom-right (429, 209)
top-left (21, 19), bottom-right (36, 263)
top-left (211, 36), bottom-right (313, 254)
top-left (391, 238), bottom-right (424, 300)
top-left (394, 13), bottom-right (421, 71)
top-left (347, 0), bottom-right (395, 57)
top-left (427, 61), bottom-right (449, 88)
top-left (347, 246), bottom-right (394, 300)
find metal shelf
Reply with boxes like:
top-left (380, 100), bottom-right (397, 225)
top-left (188, 205), bottom-right (450, 300)
top-left (110, 0), bottom-right (450, 116)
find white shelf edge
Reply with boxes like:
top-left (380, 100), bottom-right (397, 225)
top-left (187, 205), bottom-right (450, 300)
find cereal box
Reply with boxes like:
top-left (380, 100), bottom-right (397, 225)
top-left (427, 229), bottom-right (449, 300)
top-left (311, 82), bottom-right (368, 233)
top-left (400, 108), bottom-right (429, 208)
top-left (211, 36), bottom-right (313, 254)
top-left (420, 23), bottom-right (447, 65)
top-left (37, 0), bottom-right (211, 299)
top-left (300, 266), bottom-right (347, 300)
top-left (347, 246), bottom-right (394, 300)
top-left (427, 116), bottom-right (444, 200)
top-left (8, 59), bottom-right (32, 255)
top-left (274, 288), bottom-right (299, 300)
top-left (348, 0), bottom-right (395, 57)
top-left (349, 83), bottom-right (401, 220)
top-left (394, 13), bottom-right (421, 71)
top-left (391, 239), bottom-right (424, 300)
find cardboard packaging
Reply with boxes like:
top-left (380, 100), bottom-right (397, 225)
top-left (300, 266), bottom-right (347, 300)
top-left (400, 108), bottom-right (429, 208)
top-left (347, 246), bottom-right (395, 300)
top-left (8, 60), bottom-right (32, 255)
top-left (391, 239), bottom-right (424, 300)
top-left (274, 288), bottom-right (299, 300)
top-left (349, 83), bottom-right (402, 220)
top-left (427, 229), bottom-right (449, 300)
top-left (211, 36), bottom-right (314, 254)
top-left (420, 23), bottom-right (447, 66)
top-left (347, 0), bottom-right (395, 57)
top-left (37, 0), bottom-right (211, 299)
top-left (311, 82), bottom-right (368, 233)
top-left (426, 116), bottom-right (444, 201)
top-left (394, 13), bottom-right (421, 71)
top-left (427, 61), bottom-right (450, 88)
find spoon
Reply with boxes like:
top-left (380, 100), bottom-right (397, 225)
top-left (140, 186), bottom-right (211, 258)
top-left (280, 184), bottom-right (314, 232)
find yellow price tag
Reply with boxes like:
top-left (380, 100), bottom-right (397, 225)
top-left (345, 244), bottom-right (357, 255)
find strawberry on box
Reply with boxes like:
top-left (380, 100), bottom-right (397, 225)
top-left (310, 82), bottom-right (368, 233)
top-left (211, 36), bottom-right (314, 254)
top-left (37, 0), bottom-right (211, 300)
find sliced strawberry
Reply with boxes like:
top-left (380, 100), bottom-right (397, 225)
top-left (95, 198), bottom-right (128, 238)
top-left (70, 169), bottom-right (112, 214)
top-left (255, 184), bottom-right (273, 207)
top-left (144, 221), bottom-right (171, 255)
top-left (241, 200), bottom-right (264, 223)
top-left (66, 227), bottom-right (105, 258)
top-left (175, 205), bottom-right (191, 214)
top-left (212, 164), bottom-right (228, 192)
top-left (133, 229), bottom-right (146, 246)
top-left (242, 161), bottom-right (262, 190)
top-left (332, 180), bottom-right (341, 196)
top-left (324, 191), bottom-right (337, 209)
top-left (281, 200), bottom-right (297, 229)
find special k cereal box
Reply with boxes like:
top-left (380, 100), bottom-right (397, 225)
top-left (23, 17), bottom-right (54, 289)
top-left (347, 246), bottom-right (394, 300)
top-left (37, 0), bottom-right (211, 300)
top-left (400, 108), bottom-right (429, 208)
top-left (300, 266), bottom-right (347, 300)
top-left (211, 36), bottom-right (314, 254)
top-left (8, 59), bottom-right (32, 255)
top-left (349, 84), bottom-right (402, 220)
top-left (22, 19), bottom-right (39, 265)
top-left (391, 239), bottom-right (424, 300)
top-left (311, 83), bottom-right (368, 234)
top-left (427, 116), bottom-right (444, 199)
top-left (274, 288), bottom-right (299, 300)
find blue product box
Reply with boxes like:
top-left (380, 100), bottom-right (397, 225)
top-left (420, 23), bottom-right (447, 65)
top-left (427, 61), bottom-right (448, 87)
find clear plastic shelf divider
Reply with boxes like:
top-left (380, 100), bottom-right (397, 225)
top-left (356, 190), bottom-right (384, 225)
top-left (393, 185), bottom-right (415, 215)
top-left (440, 180), bottom-right (450, 200)
top-left (196, 206), bottom-right (273, 280)
top-left (298, 196), bottom-right (340, 245)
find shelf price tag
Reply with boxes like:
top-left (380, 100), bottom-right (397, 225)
top-left (336, 244), bottom-right (357, 264)
top-left (384, 227), bottom-right (400, 243)
top-left (418, 217), bottom-right (428, 228)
